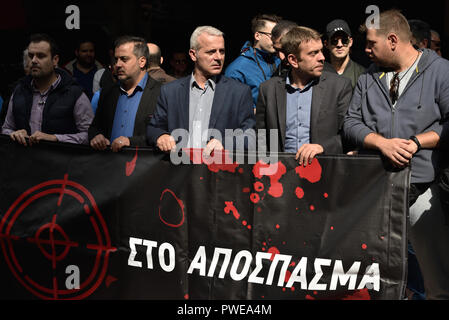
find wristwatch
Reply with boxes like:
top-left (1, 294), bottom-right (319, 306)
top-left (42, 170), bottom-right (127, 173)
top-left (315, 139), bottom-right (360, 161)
top-left (409, 136), bottom-right (422, 152)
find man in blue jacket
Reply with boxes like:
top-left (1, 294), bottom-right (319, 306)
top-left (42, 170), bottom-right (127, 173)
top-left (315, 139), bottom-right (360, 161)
top-left (225, 14), bottom-right (281, 110)
top-left (343, 9), bottom-right (449, 300)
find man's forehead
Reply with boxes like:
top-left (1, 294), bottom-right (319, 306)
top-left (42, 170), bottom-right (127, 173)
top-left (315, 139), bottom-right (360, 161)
top-left (28, 41), bottom-right (51, 53)
top-left (300, 39), bottom-right (323, 51)
top-left (197, 33), bottom-right (224, 49)
top-left (115, 42), bottom-right (134, 55)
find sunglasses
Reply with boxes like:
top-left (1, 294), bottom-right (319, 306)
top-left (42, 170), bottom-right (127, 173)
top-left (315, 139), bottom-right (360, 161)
top-left (330, 37), bottom-right (350, 46)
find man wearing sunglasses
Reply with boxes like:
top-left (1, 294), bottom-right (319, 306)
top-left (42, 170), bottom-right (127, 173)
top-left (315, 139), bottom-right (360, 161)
top-left (225, 14), bottom-right (282, 111)
top-left (324, 19), bottom-right (365, 89)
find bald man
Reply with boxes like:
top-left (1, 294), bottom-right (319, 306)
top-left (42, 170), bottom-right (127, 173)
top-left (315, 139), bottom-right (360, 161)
top-left (147, 43), bottom-right (176, 84)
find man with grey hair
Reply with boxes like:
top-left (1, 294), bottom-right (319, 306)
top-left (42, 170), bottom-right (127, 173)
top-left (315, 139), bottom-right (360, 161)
top-left (147, 26), bottom-right (255, 156)
top-left (89, 35), bottom-right (162, 152)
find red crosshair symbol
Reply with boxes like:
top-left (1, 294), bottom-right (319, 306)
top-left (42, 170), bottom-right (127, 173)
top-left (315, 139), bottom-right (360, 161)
top-left (0, 174), bottom-right (116, 300)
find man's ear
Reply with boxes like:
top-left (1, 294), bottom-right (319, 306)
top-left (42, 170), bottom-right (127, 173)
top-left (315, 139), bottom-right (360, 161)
top-left (189, 49), bottom-right (197, 62)
top-left (387, 32), bottom-right (399, 50)
top-left (139, 56), bottom-right (147, 69)
top-left (287, 53), bottom-right (299, 68)
top-left (53, 54), bottom-right (60, 68)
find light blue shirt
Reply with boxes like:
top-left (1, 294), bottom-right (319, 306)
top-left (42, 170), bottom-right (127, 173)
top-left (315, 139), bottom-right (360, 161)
top-left (111, 73), bottom-right (148, 141)
top-left (284, 76), bottom-right (315, 153)
top-left (90, 89), bottom-right (101, 115)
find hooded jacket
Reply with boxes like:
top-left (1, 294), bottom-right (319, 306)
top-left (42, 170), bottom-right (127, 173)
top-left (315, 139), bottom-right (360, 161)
top-left (344, 49), bottom-right (449, 183)
top-left (225, 41), bottom-right (280, 108)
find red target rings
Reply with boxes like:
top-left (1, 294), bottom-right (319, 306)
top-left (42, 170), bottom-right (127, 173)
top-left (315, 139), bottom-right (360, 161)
top-left (0, 174), bottom-right (116, 300)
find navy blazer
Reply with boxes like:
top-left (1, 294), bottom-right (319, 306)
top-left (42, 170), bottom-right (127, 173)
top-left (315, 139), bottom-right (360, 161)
top-left (146, 74), bottom-right (256, 149)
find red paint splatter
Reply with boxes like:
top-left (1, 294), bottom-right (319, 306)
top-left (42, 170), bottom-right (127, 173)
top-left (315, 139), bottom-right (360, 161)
top-left (125, 147), bottom-right (139, 177)
top-left (185, 148), bottom-right (239, 173)
top-left (310, 205), bottom-right (315, 211)
top-left (238, 168), bottom-right (244, 174)
top-left (275, 224), bottom-right (280, 229)
top-left (330, 226), bottom-right (334, 230)
top-left (295, 187), bottom-right (304, 199)
top-left (362, 244), bottom-right (367, 250)
top-left (253, 161), bottom-right (287, 198)
top-left (224, 201), bottom-right (240, 220)
top-left (242, 220), bottom-right (247, 226)
top-left (305, 294), bottom-right (316, 300)
top-left (184, 294), bottom-right (189, 300)
top-left (256, 207), bottom-right (262, 213)
top-left (267, 246), bottom-right (280, 261)
top-left (242, 187), bottom-right (250, 193)
top-left (295, 158), bottom-right (322, 183)
top-left (254, 181), bottom-right (264, 192)
top-left (250, 193), bottom-right (260, 204)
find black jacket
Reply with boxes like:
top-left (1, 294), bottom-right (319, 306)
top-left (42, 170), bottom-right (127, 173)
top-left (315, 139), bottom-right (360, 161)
top-left (11, 68), bottom-right (83, 135)
top-left (88, 75), bottom-right (162, 146)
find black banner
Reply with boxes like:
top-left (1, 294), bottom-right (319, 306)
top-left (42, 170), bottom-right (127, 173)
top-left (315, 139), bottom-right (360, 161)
top-left (0, 136), bottom-right (409, 300)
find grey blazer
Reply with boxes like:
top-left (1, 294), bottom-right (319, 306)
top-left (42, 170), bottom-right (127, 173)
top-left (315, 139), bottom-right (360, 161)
top-left (256, 71), bottom-right (353, 154)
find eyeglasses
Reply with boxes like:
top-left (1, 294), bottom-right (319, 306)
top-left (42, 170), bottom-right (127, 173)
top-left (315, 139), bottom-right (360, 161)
top-left (390, 73), bottom-right (400, 105)
top-left (258, 31), bottom-right (272, 37)
top-left (330, 37), bottom-right (350, 46)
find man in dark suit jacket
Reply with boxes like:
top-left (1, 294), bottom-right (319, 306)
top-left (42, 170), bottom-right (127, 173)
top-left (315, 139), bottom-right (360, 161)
top-left (89, 36), bottom-right (161, 152)
top-left (147, 26), bottom-right (255, 155)
top-left (256, 26), bottom-right (352, 166)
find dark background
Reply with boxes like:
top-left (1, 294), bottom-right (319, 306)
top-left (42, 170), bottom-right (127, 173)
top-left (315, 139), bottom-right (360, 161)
top-left (1, 0), bottom-right (448, 100)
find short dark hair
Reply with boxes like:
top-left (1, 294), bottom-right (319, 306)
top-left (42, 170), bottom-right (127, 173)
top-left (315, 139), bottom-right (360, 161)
top-left (29, 33), bottom-right (60, 57)
top-left (271, 20), bottom-right (298, 41)
top-left (114, 35), bottom-right (149, 69)
top-left (251, 13), bottom-right (282, 34)
top-left (408, 19), bottom-right (431, 48)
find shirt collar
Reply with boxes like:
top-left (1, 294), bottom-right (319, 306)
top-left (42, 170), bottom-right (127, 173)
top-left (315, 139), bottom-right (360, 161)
top-left (119, 72), bottom-right (148, 95)
top-left (286, 74), bottom-right (317, 93)
top-left (32, 74), bottom-right (61, 95)
top-left (190, 73), bottom-right (216, 91)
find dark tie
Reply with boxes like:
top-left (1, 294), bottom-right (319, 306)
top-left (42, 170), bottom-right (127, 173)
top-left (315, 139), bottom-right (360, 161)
top-left (390, 72), bottom-right (400, 105)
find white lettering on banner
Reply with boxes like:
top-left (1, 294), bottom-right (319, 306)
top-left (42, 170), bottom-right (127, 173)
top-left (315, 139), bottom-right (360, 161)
top-left (127, 237), bottom-right (381, 292)
top-left (127, 237), bottom-right (175, 271)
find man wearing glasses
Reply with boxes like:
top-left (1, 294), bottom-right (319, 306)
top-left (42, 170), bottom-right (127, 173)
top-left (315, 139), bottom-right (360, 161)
top-left (225, 14), bottom-right (282, 110)
top-left (344, 9), bottom-right (449, 300)
top-left (324, 19), bottom-right (365, 89)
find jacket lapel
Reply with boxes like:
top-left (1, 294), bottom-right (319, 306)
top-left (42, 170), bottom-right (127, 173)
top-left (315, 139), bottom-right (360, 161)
top-left (276, 77), bottom-right (287, 149)
top-left (310, 74), bottom-right (326, 140)
top-left (209, 75), bottom-right (225, 129)
top-left (179, 76), bottom-right (191, 131)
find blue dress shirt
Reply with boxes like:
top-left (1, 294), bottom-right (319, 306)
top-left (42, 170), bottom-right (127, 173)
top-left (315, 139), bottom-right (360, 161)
top-left (111, 73), bottom-right (148, 141)
top-left (284, 76), bottom-right (315, 153)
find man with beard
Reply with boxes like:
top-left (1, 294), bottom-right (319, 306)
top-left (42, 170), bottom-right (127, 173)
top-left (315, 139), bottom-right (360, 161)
top-left (1, 33), bottom-right (93, 146)
top-left (256, 26), bottom-right (353, 165)
top-left (147, 26), bottom-right (255, 155)
top-left (63, 39), bottom-right (103, 99)
top-left (89, 36), bottom-right (161, 152)
top-left (343, 9), bottom-right (449, 300)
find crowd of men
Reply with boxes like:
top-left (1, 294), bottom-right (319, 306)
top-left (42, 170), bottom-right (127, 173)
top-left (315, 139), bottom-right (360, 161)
top-left (0, 9), bottom-right (448, 300)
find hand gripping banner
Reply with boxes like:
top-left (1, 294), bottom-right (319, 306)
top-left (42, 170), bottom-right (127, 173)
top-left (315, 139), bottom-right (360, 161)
top-left (0, 136), bottom-right (409, 300)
